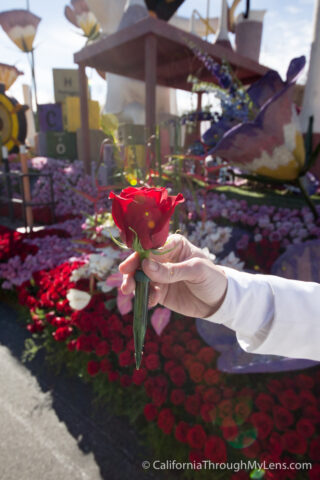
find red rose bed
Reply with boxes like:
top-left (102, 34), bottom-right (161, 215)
top-left (15, 259), bottom-right (320, 480)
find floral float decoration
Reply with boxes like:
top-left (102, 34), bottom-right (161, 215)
top-left (0, 9), bottom-right (41, 109)
top-left (191, 52), bottom-right (320, 216)
top-left (0, 63), bottom-right (23, 91)
top-left (109, 186), bottom-right (184, 369)
top-left (64, 0), bottom-right (100, 41)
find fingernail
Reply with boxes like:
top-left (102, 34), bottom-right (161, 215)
top-left (143, 259), bottom-right (159, 272)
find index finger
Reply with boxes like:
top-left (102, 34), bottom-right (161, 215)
top-left (119, 251), bottom-right (140, 274)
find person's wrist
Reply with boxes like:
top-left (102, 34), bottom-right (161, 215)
top-left (203, 266), bottom-right (228, 317)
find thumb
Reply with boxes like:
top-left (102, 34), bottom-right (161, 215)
top-left (142, 257), bottom-right (205, 284)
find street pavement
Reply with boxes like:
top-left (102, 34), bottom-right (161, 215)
top-left (0, 302), bottom-right (175, 480)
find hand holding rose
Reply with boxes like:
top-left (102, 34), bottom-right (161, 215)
top-left (119, 234), bottom-right (228, 319)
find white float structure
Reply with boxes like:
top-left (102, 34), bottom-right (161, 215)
top-left (86, 0), bottom-right (221, 124)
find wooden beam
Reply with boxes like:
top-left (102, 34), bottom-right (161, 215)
top-left (78, 64), bottom-right (91, 175)
top-left (145, 34), bottom-right (157, 137)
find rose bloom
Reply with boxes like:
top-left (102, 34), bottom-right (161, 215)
top-left (282, 430), bottom-right (307, 455)
top-left (187, 425), bottom-right (207, 449)
top-left (250, 412), bottom-right (273, 440)
top-left (143, 404), bottom-right (158, 422)
top-left (204, 436), bottom-right (227, 463)
top-left (87, 360), bottom-right (100, 376)
top-left (157, 408), bottom-right (175, 435)
top-left (109, 187), bottom-right (184, 250)
top-left (175, 421), bottom-right (189, 443)
top-left (188, 362), bottom-right (205, 383)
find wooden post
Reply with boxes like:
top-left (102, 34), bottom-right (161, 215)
top-left (78, 63), bottom-right (91, 174)
top-left (20, 145), bottom-right (34, 231)
top-left (145, 34), bottom-right (157, 138)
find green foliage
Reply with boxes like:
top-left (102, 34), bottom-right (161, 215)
top-left (22, 338), bottom-right (43, 363)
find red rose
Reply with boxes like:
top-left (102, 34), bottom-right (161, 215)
top-left (170, 389), bottom-right (185, 406)
top-left (197, 347), bottom-right (216, 365)
top-left (169, 366), bottom-right (187, 387)
top-left (250, 412), bottom-right (273, 440)
top-left (221, 418), bottom-right (238, 442)
top-left (282, 430), bottom-right (307, 455)
top-left (109, 187), bottom-right (184, 250)
top-left (189, 450), bottom-right (206, 465)
top-left (118, 350), bottom-right (133, 367)
top-left (108, 370), bottom-right (119, 382)
top-left (145, 353), bottom-right (160, 371)
top-left (279, 389), bottom-right (301, 411)
top-left (268, 432), bottom-right (283, 457)
top-left (157, 408), bottom-right (175, 435)
top-left (52, 326), bottom-right (73, 341)
top-left (144, 403), bottom-right (158, 421)
top-left (296, 374), bottom-right (314, 390)
top-left (100, 358), bottom-right (112, 372)
top-left (204, 436), bottom-right (227, 463)
top-left (273, 406), bottom-right (294, 430)
top-left (203, 388), bottom-right (221, 404)
top-left (187, 425), bottom-right (207, 449)
top-left (185, 393), bottom-right (201, 416)
top-left (200, 404), bottom-right (216, 423)
top-left (95, 341), bottom-right (109, 357)
top-left (175, 421), bottom-right (189, 443)
top-left (242, 441), bottom-right (262, 459)
top-left (111, 335), bottom-right (123, 353)
top-left (234, 399), bottom-right (251, 424)
top-left (255, 393), bottom-right (274, 412)
top-left (120, 374), bottom-right (132, 387)
top-left (188, 362), bottom-right (205, 383)
top-left (203, 368), bottom-right (220, 385)
top-left (144, 342), bottom-right (159, 354)
top-left (87, 360), bottom-right (100, 376)
top-left (296, 418), bottom-right (315, 438)
top-left (132, 368), bottom-right (147, 385)
top-left (309, 464), bottom-right (320, 480)
top-left (309, 437), bottom-right (320, 461)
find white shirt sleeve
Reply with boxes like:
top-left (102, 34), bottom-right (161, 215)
top-left (203, 266), bottom-right (320, 361)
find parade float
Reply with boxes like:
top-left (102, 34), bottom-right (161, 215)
top-left (1, 1), bottom-right (320, 479)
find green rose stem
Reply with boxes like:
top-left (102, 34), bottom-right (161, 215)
top-left (133, 269), bottom-right (150, 370)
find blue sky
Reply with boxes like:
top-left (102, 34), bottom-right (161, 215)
top-left (0, 0), bottom-right (316, 112)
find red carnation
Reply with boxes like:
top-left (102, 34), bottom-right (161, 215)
top-left (109, 187), bottom-right (184, 250)
top-left (175, 421), bottom-right (189, 443)
top-left (204, 436), bottom-right (227, 463)
top-left (187, 425), bottom-right (207, 449)
top-left (87, 360), bottom-right (100, 376)
top-left (144, 403), bottom-right (158, 422)
top-left (169, 365), bottom-right (187, 387)
top-left (282, 430), bottom-right (307, 455)
top-left (250, 412), bottom-right (273, 440)
top-left (157, 408), bottom-right (175, 435)
top-left (145, 353), bottom-right (160, 371)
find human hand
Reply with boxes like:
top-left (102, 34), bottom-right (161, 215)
top-left (119, 234), bottom-right (228, 319)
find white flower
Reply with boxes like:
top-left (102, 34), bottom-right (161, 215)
top-left (96, 280), bottom-right (114, 293)
top-left (219, 252), bottom-right (245, 270)
top-left (67, 289), bottom-right (91, 310)
top-left (70, 264), bottom-right (90, 282)
top-left (88, 254), bottom-right (115, 277)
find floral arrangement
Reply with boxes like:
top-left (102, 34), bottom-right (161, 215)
top-left (2, 185), bottom-right (320, 478)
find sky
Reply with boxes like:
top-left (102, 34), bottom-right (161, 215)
top-left (0, 0), bottom-right (317, 113)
